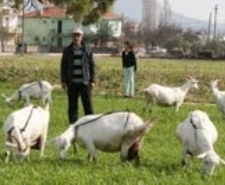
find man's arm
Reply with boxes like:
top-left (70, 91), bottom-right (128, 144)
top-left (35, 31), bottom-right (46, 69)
top-left (132, 51), bottom-right (137, 72)
top-left (60, 49), bottom-right (68, 90)
top-left (89, 51), bottom-right (96, 84)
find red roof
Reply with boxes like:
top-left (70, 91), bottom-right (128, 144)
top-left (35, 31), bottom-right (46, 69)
top-left (23, 6), bottom-right (121, 20)
top-left (101, 12), bottom-right (121, 20)
top-left (23, 6), bottom-right (68, 18)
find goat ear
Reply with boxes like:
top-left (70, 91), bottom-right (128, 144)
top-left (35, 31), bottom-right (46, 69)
top-left (214, 79), bottom-right (220, 83)
top-left (197, 153), bottom-right (207, 159)
top-left (187, 75), bottom-right (193, 80)
top-left (5, 141), bottom-right (17, 148)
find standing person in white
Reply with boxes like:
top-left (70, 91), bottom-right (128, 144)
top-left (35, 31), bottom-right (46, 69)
top-left (122, 41), bottom-right (137, 98)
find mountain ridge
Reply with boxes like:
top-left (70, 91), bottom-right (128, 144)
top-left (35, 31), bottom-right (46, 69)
top-left (113, 0), bottom-right (225, 33)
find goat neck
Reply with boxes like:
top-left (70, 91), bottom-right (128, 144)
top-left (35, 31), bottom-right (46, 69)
top-left (180, 80), bottom-right (193, 94)
top-left (211, 86), bottom-right (220, 95)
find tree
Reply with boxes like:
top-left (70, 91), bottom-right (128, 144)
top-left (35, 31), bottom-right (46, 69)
top-left (153, 24), bottom-right (182, 47)
top-left (95, 23), bottom-right (115, 46)
top-left (203, 40), bottom-right (225, 57)
top-left (159, 0), bottom-right (172, 27)
top-left (11, 0), bottom-right (117, 32)
top-left (122, 17), bottom-right (138, 41)
top-left (13, 0), bottom-right (116, 25)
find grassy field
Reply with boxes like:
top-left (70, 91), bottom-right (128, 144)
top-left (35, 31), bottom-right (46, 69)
top-left (1, 56), bottom-right (225, 184)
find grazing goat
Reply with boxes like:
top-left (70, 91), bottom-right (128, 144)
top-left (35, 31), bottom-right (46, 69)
top-left (176, 110), bottom-right (225, 176)
top-left (142, 76), bottom-right (199, 112)
top-left (209, 79), bottom-right (225, 119)
top-left (2, 99), bottom-right (50, 163)
top-left (2, 80), bottom-right (60, 107)
top-left (48, 111), bottom-right (153, 163)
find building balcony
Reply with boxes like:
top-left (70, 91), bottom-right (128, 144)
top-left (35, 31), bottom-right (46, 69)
top-left (2, 7), bottom-right (14, 15)
top-left (2, 26), bottom-right (22, 34)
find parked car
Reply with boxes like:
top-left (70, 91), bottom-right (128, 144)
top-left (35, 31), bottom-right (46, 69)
top-left (147, 46), bottom-right (167, 57)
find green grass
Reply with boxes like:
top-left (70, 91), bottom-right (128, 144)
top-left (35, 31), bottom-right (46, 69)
top-left (0, 56), bottom-right (225, 184)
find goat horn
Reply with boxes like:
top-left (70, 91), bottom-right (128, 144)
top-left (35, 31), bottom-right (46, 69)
top-left (5, 141), bottom-right (18, 148)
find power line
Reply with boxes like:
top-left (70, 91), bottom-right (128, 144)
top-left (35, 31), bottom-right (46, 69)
top-left (213, 4), bottom-right (218, 40)
top-left (207, 12), bottom-right (212, 40)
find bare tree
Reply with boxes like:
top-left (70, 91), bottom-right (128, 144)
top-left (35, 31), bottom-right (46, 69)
top-left (0, 0), bottom-right (4, 52)
top-left (122, 16), bottom-right (138, 41)
top-left (159, 0), bottom-right (172, 27)
top-left (142, 0), bottom-right (157, 31)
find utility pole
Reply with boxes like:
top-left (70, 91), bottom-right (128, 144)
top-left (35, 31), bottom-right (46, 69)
top-left (0, 0), bottom-right (4, 53)
top-left (21, 0), bottom-right (25, 55)
top-left (213, 4), bottom-right (218, 40)
top-left (207, 12), bottom-right (212, 41)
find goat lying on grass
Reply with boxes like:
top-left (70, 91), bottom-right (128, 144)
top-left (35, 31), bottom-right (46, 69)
top-left (2, 99), bottom-right (50, 163)
top-left (176, 110), bottom-right (225, 176)
top-left (209, 79), bottom-right (225, 119)
top-left (142, 76), bottom-right (199, 113)
top-left (48, 111), bottom-right (154, 164)
top-left (2, 80), bottom-right (61, 107)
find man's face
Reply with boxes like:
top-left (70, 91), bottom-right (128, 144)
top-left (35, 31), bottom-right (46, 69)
top-left (72, 33), bottom-right (83, 45)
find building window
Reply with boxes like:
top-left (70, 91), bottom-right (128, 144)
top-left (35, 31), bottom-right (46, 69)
top-left (5, 17), bottom-right (9, 27)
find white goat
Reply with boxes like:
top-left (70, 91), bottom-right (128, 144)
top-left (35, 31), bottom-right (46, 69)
top-left (2, 80), bottom-right (60, 107)
top-left (142, 76), bottom-right (199, 112)
top-left (209, 79), bottom-right (225, 119)
top-left (48, 111), bottom-right (153, 163)
top-left (2, 99), bottom-right (50, 163)
top-left (176, 110), bottom-right (225, 176)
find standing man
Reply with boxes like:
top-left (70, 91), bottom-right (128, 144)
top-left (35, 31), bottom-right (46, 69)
top-left (122, 41), bottom-right (137, 98)
top-left (60, 28), bottom-right (95, 124)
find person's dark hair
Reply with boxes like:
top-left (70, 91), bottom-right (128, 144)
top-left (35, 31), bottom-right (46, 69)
top-left (124, 41), bottom-right (133, 50)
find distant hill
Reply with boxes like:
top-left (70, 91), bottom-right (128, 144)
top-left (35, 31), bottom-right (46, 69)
top-left (113, 0), bottom-right (225, 33)
top-left (171, 12), bottom-right (225, 33)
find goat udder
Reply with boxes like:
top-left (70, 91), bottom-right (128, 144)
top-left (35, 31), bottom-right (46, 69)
top-left (127, 142), bottom-right (140, 161)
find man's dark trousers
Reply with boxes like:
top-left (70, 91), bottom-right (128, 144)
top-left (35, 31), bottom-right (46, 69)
top-left (67, 83), bottom-right (93, 124)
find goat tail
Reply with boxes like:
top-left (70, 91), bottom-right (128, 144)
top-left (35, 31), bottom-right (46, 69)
top-left (141, 88), bottom-right (152, 97)
top-left (190, 112), bottom-right (204, 130)
top-left (127, 120), bottom-right (154, 138)
top-left (142, 88), bottom-right (149, 93)
top-left (143, 118), bottom-right (155, 132)
top-left (52, 84), bottom-right (61, 91)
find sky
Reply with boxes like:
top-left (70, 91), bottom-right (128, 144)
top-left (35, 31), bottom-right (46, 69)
top-left (113, 0), bottom-right (225, 23)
